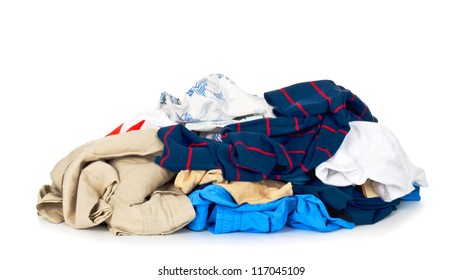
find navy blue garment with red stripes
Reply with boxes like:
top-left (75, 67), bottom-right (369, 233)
top-left (155, 80), bottom-right (377, 184)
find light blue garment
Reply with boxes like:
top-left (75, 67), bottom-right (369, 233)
top-left (187, 185), bottom-right (354, 234)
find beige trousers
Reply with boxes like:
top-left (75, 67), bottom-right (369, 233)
top-left (36, 129), bottom-right (195, 235)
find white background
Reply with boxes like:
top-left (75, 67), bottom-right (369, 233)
top-left (1, 1), bottom-right (460, 279)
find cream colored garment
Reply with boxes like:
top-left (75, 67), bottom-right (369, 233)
top-left (175, 169), bottom-right (293, 205)
top-left (361, 179), bottom-right (380, 198)
top-left (36, 129), bottom-right (195, 235)
top-left (105, 156), bottom-right (194, 236)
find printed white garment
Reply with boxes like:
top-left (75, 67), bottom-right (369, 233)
top-left (159, 73), bottom-right (275, 140)
top-left (315, 121), bottom-right (428, 202)
top-left (106, 109), bottom-right (176, 136)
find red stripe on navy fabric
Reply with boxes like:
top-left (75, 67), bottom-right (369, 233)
top-left (321, 125), bottom-right (337, 133)
top-left (360, 105), bottom-right (368, 117)
top-left (294, 117), bottom-right (300, 131)
top-left (221, 132), bottom-right (228, 139)
top-left (189, 142), bottom-right (208, 147)
top-left (310, 81), bottom-right (332, 107)
top-left (106, 123), bottom-right (124, 136)
top-left (237, 122), bottom-right (241, 132)
top-left (186, 142), bottom-right (207, 168)
top-left (280, 88), bottom-right (295, 104)
top-left (339, 129), bottom-right (348, 135)
top-left (276, 175), bottom-right (281, 180)
top-left (300, 163), bottom-right (309, 172)
top-left (295, 102), bottom-right (309, 116)
top-left (350, 94), bottom-right (356, 101)
top-left (279, 144), bottom-right (293, 171)
top-left (127, 120), bottom-right (145, 132)
top-left (186, 147), bottom-right (193, 169)
top-left (290, 129), bottom-right (317, 137)
top-left (289, 150), bottom-right (306, 154)
top-left (266, 118), bottom-right (271, 136)
top-left (317, 114), bottom-right (323, 121)
top-left (235, 141), bottom-right (276, 156)
top-left (281, 87), bottom-right (309, 118)
top-left (334, 104), bottom-right (346, 113)
top-left (159, 125), bottom-right (177, 167)
top-left (316, 146), bottom-right (332, 158)
top-left (236, 163), bottom-right (261, 173)
top-left (228, 145), bottom-right (240, 181)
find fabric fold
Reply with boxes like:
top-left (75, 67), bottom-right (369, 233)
top-left (175, 169), bottom-right (293, 205)
top-left (36, 129), bottom-right (195, 235)
top-left (291, 180), bottom-right (419, 225)
top-left (156, 80), bottom-right (377, 184)
top-left (187, 184), bottom-right (354, 234)
top-left (159, 73), bottom-right (275, 137)
top-left (315, 121), bottom-right (428, 202)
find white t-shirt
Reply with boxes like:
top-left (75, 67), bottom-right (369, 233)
top-left (315, 121), bottom-right (428, 202)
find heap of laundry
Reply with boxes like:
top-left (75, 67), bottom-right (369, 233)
top-left (36, 74), bottom-right (428, 235)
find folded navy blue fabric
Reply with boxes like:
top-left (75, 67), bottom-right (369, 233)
top-left (291, 180), bottom-right (422, 225)
top-left (187, 184), bottom-right (354, 234)
top-left (155, 80), bottom-right (376, 184)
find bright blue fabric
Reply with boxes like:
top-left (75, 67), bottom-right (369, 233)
top-left (187, 184), bottom-right (354, 234)
top-left (155, 80), bottom-right (376, 184)
top-left (401, 186), bottom-right (420, 201)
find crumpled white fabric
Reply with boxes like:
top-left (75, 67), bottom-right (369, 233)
top-left (159, 73), bottom-right (275, 139)
top-left (315, 121), bottom-right (428, 202)
top-left (115, 109), bottom-right (176, 133)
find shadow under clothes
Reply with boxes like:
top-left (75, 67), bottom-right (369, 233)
top-left (293, 180), bottom-right (420, 225)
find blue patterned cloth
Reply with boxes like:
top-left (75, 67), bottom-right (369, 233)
top-left (187, 184), bottom-right (354, 234)
top-left (158, 73), bottom-right (274, 139)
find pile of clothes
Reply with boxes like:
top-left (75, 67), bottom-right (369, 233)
top-left (36, 74), bottom-right (428, 235)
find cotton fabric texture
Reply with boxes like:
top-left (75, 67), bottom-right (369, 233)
top-left (292, 180), bottom-right (420, 225)
top-left (106, 109), bottom-right (176, 137)
top-left (36, 129), bottom-right (195, 235)
top-left (36, 74), bottom-right (428, 235)
top-left (159, 73), bottom-right (275, 138)
top-left (175, 169), bottom-right (293, 204)
top-left (315, 121), bottom-right (428, 202)
top-left (155, 80), bottom-right (377, 184)
top-left (187, 184), bottom-right (354, 234)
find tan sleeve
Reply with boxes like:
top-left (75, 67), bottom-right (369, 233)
top-left (36, 184), bottom-right (64, 224)
top-left (216, 180), bottom-right (293, 205)
top-left (361, 179), bottom-right (380, 198)
top-left (175, 169), bottom-right (293, 205)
